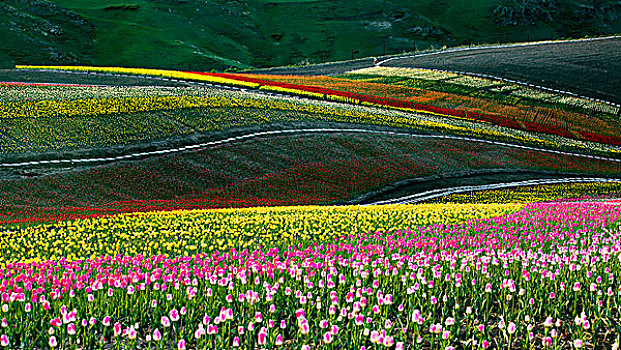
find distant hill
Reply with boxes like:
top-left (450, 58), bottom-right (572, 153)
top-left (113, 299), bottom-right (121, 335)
top-left (2, 0), bottom-right (620, 70)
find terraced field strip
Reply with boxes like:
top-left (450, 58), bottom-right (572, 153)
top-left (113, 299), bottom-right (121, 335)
top-left (19, 65), bottom-right (621, 147)
top-left (372, 65), bottom-right (621, 109)
top-left (379, 36), bottom-right (621, 104)
top-left (373, 177), bottom-right (621, 204)
top-left (3, 127), bottom-right (621, 169)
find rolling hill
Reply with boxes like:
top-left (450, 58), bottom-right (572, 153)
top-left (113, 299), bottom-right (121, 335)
top-left (1, 0), bottom-right (620, 70)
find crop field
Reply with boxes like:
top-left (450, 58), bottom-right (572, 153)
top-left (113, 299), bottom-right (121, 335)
top-left (239, 69), bottom-right (621, 146)
top-left (380, 37), bottom-right (621, 105)
top-left (2, 54), bottom-right (621, 350)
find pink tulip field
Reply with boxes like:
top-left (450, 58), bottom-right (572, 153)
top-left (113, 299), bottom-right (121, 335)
top-left (0, 201), bottom-right (619, 349)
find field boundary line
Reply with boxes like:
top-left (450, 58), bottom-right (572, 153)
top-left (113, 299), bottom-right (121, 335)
top-left (374, 66), bottom-right (620, 109)
top-left (371, 177), bottom-right (621, 204)
top-left (375, 36), bottom-right (621, 108)
top-left (2, 128), bottom-right (621, 169)
top-left (376, 35), bottom-right (621, 66)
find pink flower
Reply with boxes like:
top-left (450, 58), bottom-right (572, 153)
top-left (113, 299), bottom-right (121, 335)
top-left (482, 340), bottom-right (490, 349)
top-left (295, 309), bottom-right (305, 319)
top-left (300, 322), bottom-right (310, 334)
top-left (280, 320), bottom-right (286, 329)
top-left (323, 331), bottom-right (333, 344)
top-left (574, 339), bottom-right (584, 348)
top-left (396, 342), bottom-right (404, 350)
top-left (383, 335), bottom-right (394, 347)
top-left (50, 318), bottom-right (61, 327)
top-left (128, 326), bottom-right (137, 340)
top-left (177, 339), bottom-right (186, 350)
top-left (207, 325), bottom-right (218, 334)
top-left (153, 329), bottom-right (161, 342)
top-left (161, 316), bottom-right (171, 327)
top-left (114, 322), bottom-right (122, 337)
top-left (370, 330), bottom-right (380, 343)
top-left (67, 323), bottom-right (76, 335)
top-left (49, 336), bottom-right (57, 347)
top-left (169, 309), bottom-right (180, 322)
top-left (384, 319), bottom-right (392, 329)
top-left (258, 328), bottom-right (267, 345)
top-left (508, 322), bottom-right (517, 334)
top-left (233, 337), bottom-right (240, 347)
top-left (355, 315), bottom-right (364, 326)
top-left (275, 334), bottom-right (283, 346)
top-left (0, 335), bottom-right (8, 347)
top-left (103, 316), bottom-right (111, 327)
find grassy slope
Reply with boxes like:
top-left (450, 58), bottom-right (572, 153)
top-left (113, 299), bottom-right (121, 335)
top-left (0, 0), bottom-right (95, 68)
top-left (2, 0), bottom-right (620, 70)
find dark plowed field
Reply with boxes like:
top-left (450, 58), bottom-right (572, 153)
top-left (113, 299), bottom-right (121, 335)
top-left (382, 38), bottom-right (621, 103)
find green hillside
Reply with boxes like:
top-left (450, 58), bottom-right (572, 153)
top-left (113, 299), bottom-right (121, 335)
top-left (2, 0), bottom-right (621, 70)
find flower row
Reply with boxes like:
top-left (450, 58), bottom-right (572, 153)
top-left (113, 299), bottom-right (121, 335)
top-left (0, 202), bottom-right (619, 349)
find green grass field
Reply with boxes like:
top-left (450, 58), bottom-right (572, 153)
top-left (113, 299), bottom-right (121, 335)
top-left (2, 0), bottom-right (620, 70)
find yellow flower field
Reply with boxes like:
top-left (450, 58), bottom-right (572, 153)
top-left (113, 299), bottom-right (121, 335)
top-left (0, 203), bottom-right (522, 266)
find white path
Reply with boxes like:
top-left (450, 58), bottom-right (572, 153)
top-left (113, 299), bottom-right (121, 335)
top-left (2, 127), bottom-right (621, 168)
top-left (371, 177), bottom-right (621, 205)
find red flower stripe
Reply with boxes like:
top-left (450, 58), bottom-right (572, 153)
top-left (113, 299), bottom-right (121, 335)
top-left (184, 71), bottom-right (621, 146)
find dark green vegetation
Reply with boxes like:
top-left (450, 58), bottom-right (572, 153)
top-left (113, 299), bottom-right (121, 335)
top-left (2, 0), bottom-right (620, 70)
